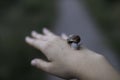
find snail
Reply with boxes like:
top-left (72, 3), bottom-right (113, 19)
top-left (67, 34), bottom-right (81, 50)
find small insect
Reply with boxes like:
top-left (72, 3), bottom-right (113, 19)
top-left (67, 34), bottom-right (81, 50)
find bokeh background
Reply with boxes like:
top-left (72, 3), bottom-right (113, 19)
top-left (0, 0), bottom-right (120, 80)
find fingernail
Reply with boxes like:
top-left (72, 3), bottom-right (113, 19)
top-left (43, 27), bottom-right (47, 30)
top-left (31, 31), bottom-right (37, 36)
top-left (25, 37), bottom-right (30, 42)
top-left (31, 59), bottom-right (37, 66)
top-left (43, 27), bottom-right (49, 32)
top-left (43, 28), bottom-right (46, 31)
top-left (25, 37), bottom-right (33, 43)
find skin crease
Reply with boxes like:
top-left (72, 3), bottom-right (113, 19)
top-left (25, 28), bottom-right (120, 80)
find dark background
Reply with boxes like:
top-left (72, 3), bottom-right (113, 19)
top-left (0, 0), bottom-right (120, 80)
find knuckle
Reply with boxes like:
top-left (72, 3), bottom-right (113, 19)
top-left (44, 37), bottom-right (59, 48)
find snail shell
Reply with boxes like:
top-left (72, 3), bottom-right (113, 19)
top-left (67, 34), bottom-right (81, 50)
top-left (67, 34), bottom-right (81, 44)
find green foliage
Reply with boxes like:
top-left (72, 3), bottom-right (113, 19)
top-left (0, 0), bottom-right (55, 80)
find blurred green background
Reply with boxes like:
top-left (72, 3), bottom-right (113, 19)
top-left (0, 0), bottom-right (56, 80)
top-left (0, 0), bottom-right (120, 80)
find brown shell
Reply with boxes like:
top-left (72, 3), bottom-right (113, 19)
top-left (67, 34), bottom-right (81, 44)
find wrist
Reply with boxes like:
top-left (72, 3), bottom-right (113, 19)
top-left (74, 54), bottom-right (120, 80)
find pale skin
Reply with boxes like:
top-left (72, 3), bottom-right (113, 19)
top-left (25, 28), bottom-right (120, 80)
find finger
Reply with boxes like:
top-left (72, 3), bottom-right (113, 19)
top-left (61, 33), bottom-right (68, 40)
top-left (43, 28), bottom-right (55, 36)
top-left (25, 37), bottom-right (53, 60)
top-left (31, 30), bottom-right (45, 39)
top-left (31, 58), bottom-right (51, 72)
top-left (25, 36), bottom-right (46, 50)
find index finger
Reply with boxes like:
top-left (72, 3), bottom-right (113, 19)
top-left (25, 36), bottom-right (47, 50)
top-left (43, 28), bottom-right (56, 37)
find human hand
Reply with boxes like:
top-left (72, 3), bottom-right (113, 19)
top-left (25, 28), bottom-right (120, 80)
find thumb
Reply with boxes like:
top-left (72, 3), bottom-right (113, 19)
top-left (31, 58), bottom-right (51, 72)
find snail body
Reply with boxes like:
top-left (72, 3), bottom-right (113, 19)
top-left (67, 34), bottom-right (81, 50)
